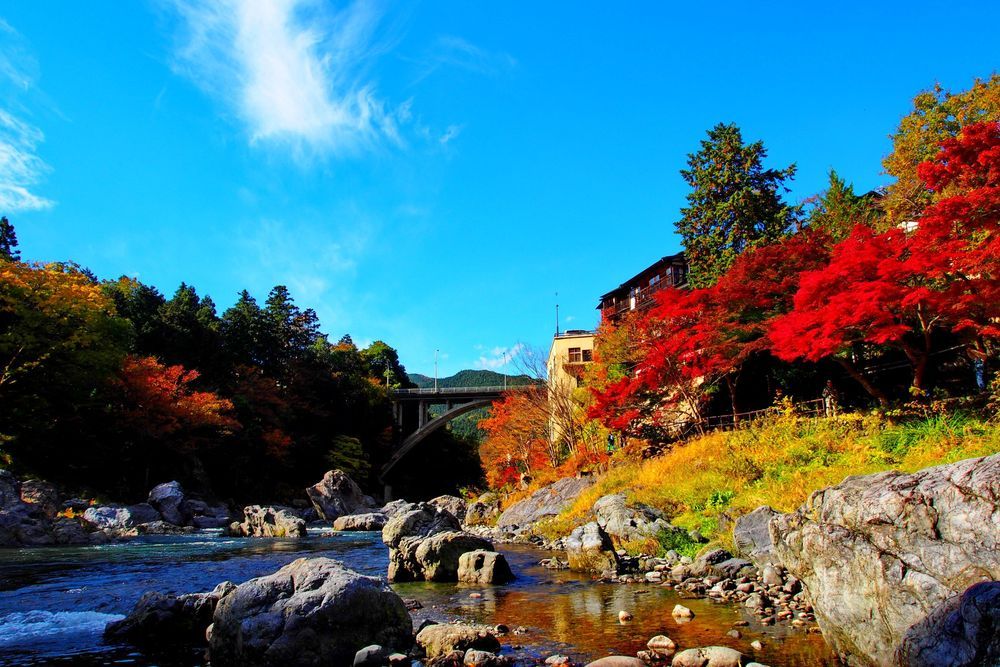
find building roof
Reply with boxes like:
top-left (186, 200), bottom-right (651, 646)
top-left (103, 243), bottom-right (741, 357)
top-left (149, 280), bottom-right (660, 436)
top-left (597, 251), bottom-right (686, 303)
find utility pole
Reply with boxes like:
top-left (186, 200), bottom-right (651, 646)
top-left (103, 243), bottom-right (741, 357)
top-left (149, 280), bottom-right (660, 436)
top-left (434, 349), bottom-right (439, 392)
top-left (503, 351), bottom-right (508, 391)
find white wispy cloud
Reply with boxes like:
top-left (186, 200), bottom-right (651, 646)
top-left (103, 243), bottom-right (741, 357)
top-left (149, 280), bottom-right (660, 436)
top-left (236, 216), bottom-right (369, 308)
top-left (0, 20), bottom-right (54, 213)
top-left (164, 0), bottom-right (404, 155)
top-left (474, 342), bottom-right (524, 370)
top-left (439, 124), bottom-right (462, 145)
top-left (412, 34), bottom-right (516, 85)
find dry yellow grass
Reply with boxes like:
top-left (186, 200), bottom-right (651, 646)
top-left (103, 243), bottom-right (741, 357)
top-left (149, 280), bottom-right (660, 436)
top-left (536, 410), bottom-right (1000, 554)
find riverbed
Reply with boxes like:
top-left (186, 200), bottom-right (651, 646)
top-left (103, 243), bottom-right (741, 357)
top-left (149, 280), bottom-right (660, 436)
top-left (0, 529), bottom-right (836, 666)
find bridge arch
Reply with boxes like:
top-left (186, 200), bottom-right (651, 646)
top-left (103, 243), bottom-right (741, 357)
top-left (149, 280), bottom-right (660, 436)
top-left (380, 398), bottom-right (493, 480)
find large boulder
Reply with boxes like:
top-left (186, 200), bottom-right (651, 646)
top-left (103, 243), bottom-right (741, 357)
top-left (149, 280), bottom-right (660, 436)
top-left (382, 504), bottom-right (493, 582)
top-left (19, 479), bottom-right (60, 518)
top-left (306, 469), bottom-right (377, 521)
top-left (733, 505), bottom-right (780, 567)
top-left (82, 503), bottom-right (161, 531)
top-left (415, 624), bottom-right (500, 659)
top-left (429, 495), bottom-right (468, 523)
top-left (497, 476), bottom-right (594, 533)
top-left (564, 522), bottom-right (620, 575)
top-left (593, 493), bottom-right (672, 543)
top-left (465, 493), bottom-right (502, 527)
top-left (381, 499), bottom-right (417, 519)
top-left (334, 512), bottom-right (388, 531)
top-left (227, 506), bottom-right (306, 538)
top-left (104, 581), bottom-right (235, 645)
top-left (183, 499), bottom-right (232, 529)
top-left (771, 454), bottom-right (1000, 667)
top-left (210, 557), bottom-right (412, 667)
top-left (457, 550), bottom-right (515, 584)
top-left (0, 470), bottom-right (72, 546)
top-left (894, 580), bottom-right (1000, 667)
top-left (148, 481), bottom-right (188, 525)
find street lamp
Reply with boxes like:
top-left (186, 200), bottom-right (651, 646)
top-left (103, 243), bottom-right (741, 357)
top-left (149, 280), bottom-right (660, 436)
top-left (434, 349), bottom-right (439, 392)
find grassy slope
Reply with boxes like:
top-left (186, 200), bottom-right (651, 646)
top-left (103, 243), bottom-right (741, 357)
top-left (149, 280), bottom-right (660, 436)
top-left (537, 409), bottom-right (1000, 554)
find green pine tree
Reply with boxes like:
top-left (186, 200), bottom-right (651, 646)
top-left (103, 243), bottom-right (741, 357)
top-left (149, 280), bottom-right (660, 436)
top-left (676, 123), bottom-right (798, 288)
top-left (807, 170), bottom-right (882, 240)
top-left (0, 217), bottom-right (21, 261)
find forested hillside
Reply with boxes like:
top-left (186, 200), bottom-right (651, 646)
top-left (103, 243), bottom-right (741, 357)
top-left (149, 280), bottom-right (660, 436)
top-left (0, 228), bottom-right (420, 503)
top-left (408, 369), bottom-right (536, 389)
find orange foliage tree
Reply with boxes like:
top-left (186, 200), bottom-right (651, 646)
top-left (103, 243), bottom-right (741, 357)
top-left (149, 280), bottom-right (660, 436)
top-left (116, 355), bottom-right (239, 484)
top-left (478, 389), bottom-right (552, 489)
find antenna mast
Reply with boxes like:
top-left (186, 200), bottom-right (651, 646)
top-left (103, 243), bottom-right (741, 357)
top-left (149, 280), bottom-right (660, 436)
top-left (555, 291), bottom-right (560, 336)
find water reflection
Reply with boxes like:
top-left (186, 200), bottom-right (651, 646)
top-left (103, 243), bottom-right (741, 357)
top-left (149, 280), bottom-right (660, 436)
top-left (0, 534), bottom-right (836, 666)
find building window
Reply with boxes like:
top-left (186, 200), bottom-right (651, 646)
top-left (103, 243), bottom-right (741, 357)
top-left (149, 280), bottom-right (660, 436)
top-left (649, 274), bottom-right (660, 287)
top-left (568, 347), bottom-right (582, 363)
top-left (582, 349), bottom-right (593, 362)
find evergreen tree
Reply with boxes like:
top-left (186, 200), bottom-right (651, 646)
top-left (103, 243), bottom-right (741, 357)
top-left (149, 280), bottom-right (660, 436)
top-left (264, 285), bottom-right (319, 370)
top-left (807, 171), bottom-right (882, 241)
top-left (0, 217), bottom-right (20, 261)
top-left (221, 290), bottom-right (268, 367)
top-left (676, 123), bottom-right (798, 288)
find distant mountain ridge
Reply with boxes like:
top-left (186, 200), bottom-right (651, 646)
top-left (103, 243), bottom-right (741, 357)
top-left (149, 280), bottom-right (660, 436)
top-left (408, 369), bottom-right (537, 389)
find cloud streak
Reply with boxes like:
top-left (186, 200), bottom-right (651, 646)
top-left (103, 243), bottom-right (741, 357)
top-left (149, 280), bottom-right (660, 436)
top-left (0, 20), bottom-right (54, 213)
top-left (165, 0), bottom-right (403, 155)
top-left (474, 342), bottom-right (524, 370)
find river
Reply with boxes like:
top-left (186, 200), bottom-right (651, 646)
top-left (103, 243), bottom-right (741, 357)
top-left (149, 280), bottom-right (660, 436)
top-left (0, 528), bottom-right (836, 666)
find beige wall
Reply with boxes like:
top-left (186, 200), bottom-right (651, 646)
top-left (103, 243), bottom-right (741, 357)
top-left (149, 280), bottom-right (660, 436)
top-left (547, 332), bottom-right (595, 391)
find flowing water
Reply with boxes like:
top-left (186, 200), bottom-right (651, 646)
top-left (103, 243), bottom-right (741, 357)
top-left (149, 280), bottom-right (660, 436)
top-left (0, 529), bottom-right (837, 666)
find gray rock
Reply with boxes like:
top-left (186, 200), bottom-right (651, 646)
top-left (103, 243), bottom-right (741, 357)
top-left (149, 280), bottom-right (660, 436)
top-left (137, 520), bottom-right (195, 535)
top-left (82, 504), bottom-right (161, 531)
top-left (497, 476), bottom-right (594, 533)
top-left (104, 581), bottom-right (234, 645)
top-left (306, 469), bottom-right (377, 521)
top-left (18, 479), bottom-right (59, 518)
top-left (429, 495), bottom-right (468, 523)
top-left (184, 499), bottom-right (231, 528)
top-left (593, 493), bottom-right (671, 542)
top-left (463, 649), bottom-right (509, 666)
top-left (148, 481), bottom-right (187, 525)
top-left (0, 471), bottom-right (64, 547)
top-left (670, 646), bottom-right (743, 667)
top-left (894, 581), bottom-right (1000, 667)
top-left (226, 505), bottom-right (305, 538)
top-left (457, 550), bottom-right (515, 584)
top-left (564, 522), bottom-right (620, 574)
top-left (711, 557), bottom-right (755, 579)
top-left (733, 505), bottom-right (780, 567)
top-left (584, 658), bottom-right (646, 667)
top-left (210, 557), bottom-right (411, 667)
top-left (334, 512), bottom-right (388, 531)
top-left (354, 644), bottom-right (391, 667)
top-left (382, 504), bottom-right (492, 582)
top-left (465, 493), bottom-right (501, 527)
top-left (771, 454), bottom-right (1000, 667)
top-left (689, 548), bottom-right (734, 577)
top-left (415, 624), bottom-right (500, 659)
top-left (381, 499), bottom-right (417, 519)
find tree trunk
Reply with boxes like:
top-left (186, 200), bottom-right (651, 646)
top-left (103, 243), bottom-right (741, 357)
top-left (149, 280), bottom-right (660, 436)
top-left (725, 374), bottom-right (740, 424)
top-left (834, 357), bottom-right (889, 407)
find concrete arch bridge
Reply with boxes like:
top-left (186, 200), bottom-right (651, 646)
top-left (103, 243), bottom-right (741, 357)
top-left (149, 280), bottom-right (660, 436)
top-left (380, 385), bottom-right (532, 499)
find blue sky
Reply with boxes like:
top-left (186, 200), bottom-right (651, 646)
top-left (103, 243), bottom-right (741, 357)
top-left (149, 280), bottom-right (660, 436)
top-left (1, 2), bottom-right (997, 377)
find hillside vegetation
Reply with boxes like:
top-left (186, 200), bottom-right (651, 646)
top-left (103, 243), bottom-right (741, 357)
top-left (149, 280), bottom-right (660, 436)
top-left (408, 369), bottom-right (537, 389)
top-left (536, 406), bottom-right (1000, 556)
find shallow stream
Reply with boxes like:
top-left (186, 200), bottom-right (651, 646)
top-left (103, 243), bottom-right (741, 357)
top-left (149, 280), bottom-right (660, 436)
top-left (0, 529), bottom-right (837, 666)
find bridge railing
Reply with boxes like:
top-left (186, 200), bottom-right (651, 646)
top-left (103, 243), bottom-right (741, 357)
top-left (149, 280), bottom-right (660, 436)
top-left (391, 385), bottom-right (536, 396)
